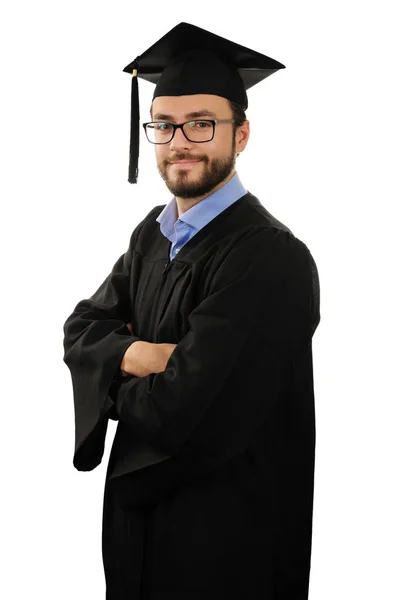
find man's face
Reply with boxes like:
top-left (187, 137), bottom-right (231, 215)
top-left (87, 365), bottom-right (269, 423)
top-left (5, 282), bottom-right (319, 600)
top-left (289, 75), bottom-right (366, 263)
top-left (150, 94), bottom-right (244, 199)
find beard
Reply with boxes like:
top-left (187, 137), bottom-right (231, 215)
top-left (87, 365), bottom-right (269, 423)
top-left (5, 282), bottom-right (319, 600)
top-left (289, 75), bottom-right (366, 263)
top-left (157, 137), bottom-right (237, 199)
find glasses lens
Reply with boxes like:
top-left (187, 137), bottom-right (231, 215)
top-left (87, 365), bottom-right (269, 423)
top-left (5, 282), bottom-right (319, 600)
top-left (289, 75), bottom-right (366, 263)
top-left (145, 122), bottom-right (174, 144)
top-left (183, 120), bottom-right (214, 142)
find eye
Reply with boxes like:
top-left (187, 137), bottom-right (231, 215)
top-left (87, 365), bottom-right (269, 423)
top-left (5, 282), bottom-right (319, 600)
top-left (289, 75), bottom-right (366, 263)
top-left (193, 121), bottom-right (212, 128)
top-left (155, 122), bottom-right (173, 131)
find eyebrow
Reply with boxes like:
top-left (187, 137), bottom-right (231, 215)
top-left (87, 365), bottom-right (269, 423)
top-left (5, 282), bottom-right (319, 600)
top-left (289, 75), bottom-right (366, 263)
top-left (152, 109), bottom-right (217, 121)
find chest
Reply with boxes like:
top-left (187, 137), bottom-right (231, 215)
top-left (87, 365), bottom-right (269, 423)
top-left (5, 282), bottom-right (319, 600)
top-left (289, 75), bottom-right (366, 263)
top-left (129, 250), bottom-right (212, 344)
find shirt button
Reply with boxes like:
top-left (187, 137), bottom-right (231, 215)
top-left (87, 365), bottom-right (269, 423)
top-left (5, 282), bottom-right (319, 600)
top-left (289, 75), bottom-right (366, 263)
top-left (175, 247), bottom-right (180, 253)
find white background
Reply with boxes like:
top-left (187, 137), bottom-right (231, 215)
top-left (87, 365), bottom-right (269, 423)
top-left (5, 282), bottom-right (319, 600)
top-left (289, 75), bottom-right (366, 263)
top-left (1, 1), bottom-right (399, 598)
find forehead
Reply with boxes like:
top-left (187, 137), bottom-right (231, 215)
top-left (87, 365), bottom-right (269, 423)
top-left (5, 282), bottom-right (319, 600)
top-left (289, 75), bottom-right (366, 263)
top-left (151, 94), bottom-right (229, 120)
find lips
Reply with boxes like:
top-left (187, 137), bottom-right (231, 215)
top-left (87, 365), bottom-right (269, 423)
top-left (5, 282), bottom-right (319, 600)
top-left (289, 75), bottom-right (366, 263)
top-left (169, 159), bottom-right (201, 164)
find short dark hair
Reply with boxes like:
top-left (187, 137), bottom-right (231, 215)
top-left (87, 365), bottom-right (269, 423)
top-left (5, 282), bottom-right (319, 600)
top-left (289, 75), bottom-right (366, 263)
top-left (227, 98), bottom-right (247, 128)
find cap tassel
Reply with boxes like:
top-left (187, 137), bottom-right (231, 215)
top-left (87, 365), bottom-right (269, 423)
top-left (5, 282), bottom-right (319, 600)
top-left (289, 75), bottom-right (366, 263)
top-left (128, 64), bottom-right (140, 184)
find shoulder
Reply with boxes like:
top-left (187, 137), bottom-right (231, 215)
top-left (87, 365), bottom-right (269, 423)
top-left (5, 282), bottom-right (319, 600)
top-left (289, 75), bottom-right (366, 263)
top-left (206, 226), bottom-right (310, 297)
top-left (242, 193), bottom-right (319, 275)
top-left (219, 225), bottom-right (310, 271)
top-left (126, 205), bottom-right (166, 249)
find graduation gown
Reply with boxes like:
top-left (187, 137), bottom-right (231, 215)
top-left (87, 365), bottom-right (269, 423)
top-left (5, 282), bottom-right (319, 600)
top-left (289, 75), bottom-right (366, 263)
top-left (63, 191), bottom-right (321, 600)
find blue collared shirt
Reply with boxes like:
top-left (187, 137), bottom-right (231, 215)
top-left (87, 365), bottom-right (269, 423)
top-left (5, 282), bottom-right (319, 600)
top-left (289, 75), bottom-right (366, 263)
top-left (156, 171), bottom-right (248, 261)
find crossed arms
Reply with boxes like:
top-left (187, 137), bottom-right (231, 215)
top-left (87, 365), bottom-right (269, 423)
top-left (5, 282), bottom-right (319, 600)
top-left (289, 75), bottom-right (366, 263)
top-left (120, 321), bottom-right (177, 378)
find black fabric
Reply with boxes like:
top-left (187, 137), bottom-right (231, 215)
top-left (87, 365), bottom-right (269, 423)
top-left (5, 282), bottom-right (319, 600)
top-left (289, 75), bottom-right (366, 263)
top-left (129, 67), bottom-right (140, 184)
top-left (123, 22), bottom-right (285, 90)
top-left (152, 48), bottom-right (248, 108)
top-left (63, 191), bottom-right (321, 599)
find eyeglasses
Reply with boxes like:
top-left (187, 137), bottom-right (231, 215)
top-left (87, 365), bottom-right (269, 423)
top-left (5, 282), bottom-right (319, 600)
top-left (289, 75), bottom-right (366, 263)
top-left (142, 119), bottom-right (237, 144)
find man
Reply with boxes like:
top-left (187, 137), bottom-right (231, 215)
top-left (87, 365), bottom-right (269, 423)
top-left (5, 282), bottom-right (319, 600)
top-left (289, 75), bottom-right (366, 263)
top-left (63, 22), bottom-right (321, 600)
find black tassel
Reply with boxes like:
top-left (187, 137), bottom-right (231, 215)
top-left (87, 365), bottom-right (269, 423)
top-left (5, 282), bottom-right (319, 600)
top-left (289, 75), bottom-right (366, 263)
top-left (128, 62), bottom-right (140, 184)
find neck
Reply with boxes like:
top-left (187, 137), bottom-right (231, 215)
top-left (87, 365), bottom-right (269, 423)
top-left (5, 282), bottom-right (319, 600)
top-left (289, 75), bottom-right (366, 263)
top-left (175, 170), bottom-right (236, 218)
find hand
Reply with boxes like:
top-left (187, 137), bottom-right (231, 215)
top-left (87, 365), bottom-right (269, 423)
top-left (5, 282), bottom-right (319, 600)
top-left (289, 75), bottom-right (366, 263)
top-left (120, 340), bottom-right (177, 378)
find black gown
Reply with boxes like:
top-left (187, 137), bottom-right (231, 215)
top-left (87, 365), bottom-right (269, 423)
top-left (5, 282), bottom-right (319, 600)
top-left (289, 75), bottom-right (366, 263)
top-left (63, 191), bottom-right (321, 600)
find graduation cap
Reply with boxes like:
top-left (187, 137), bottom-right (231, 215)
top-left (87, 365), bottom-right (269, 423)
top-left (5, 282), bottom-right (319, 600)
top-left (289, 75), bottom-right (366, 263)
top-left (123, 22), bottom-right (285, 184)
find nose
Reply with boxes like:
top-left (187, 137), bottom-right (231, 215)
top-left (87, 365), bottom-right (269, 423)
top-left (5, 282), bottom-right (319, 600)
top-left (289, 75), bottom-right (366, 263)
top-left (169, 125), bottom-right (195, 152)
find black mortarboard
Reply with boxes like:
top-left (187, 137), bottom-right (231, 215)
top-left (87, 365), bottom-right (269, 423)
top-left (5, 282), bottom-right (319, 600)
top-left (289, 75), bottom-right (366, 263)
top-left (123, 22), bottom-right (285, 184)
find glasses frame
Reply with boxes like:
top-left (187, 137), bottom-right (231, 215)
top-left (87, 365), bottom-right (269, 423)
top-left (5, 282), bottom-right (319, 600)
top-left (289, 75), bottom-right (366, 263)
top-left (142, 118), bottom-right (237, 144)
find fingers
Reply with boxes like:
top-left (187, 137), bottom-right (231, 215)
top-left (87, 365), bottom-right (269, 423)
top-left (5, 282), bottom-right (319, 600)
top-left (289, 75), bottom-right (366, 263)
top-left (126, 322), bottom-right (133, 334)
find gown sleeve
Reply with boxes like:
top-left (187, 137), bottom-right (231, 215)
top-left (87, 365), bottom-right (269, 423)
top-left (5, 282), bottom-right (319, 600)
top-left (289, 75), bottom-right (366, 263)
top-left (113, 227), bottom-right (320, 467)
top-left (62, 222), bottom-right (145, 472)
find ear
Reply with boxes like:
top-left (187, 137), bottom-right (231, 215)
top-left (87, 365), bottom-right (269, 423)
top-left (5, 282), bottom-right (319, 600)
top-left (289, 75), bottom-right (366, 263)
top-left (235, 120), bottom-right (250, 154)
